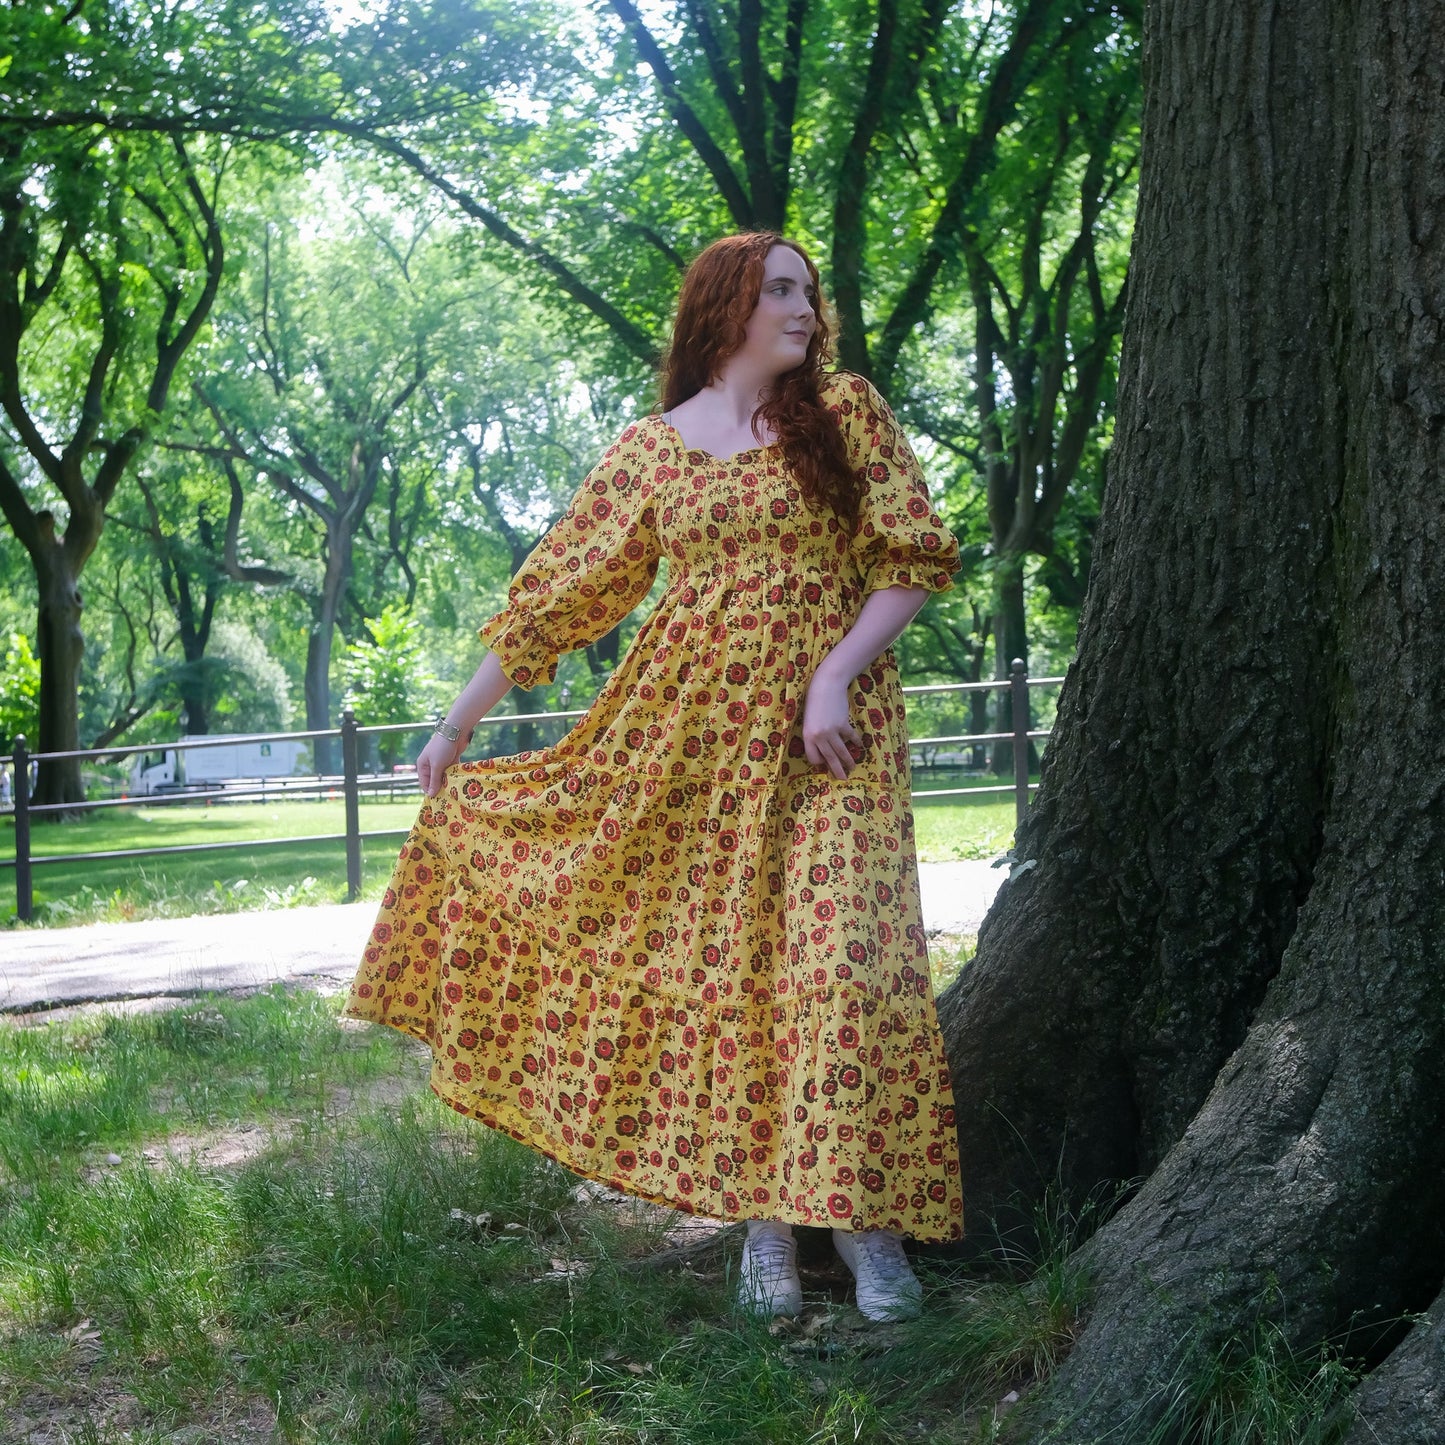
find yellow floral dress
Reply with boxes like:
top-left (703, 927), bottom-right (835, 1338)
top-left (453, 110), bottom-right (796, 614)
top-left (345, 371), bottom-right (964, 1241)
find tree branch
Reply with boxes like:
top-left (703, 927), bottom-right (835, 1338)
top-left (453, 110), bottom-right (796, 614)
top-left (680, 0), bottom-right (748, 143)
top-left (873, 0), bottom-right (1058, 386)
top-left (736, 0), bottom-right (782, 226)
top-left (218, 455), bottom-right (291, 585)
top-left (61, 233), bottom-right (123, 474)
top-left (767, 0), bottom-right (807, 202)
top-left (608, 0), bottom-right (754, 228)
top-left (362, 127), bottom-right (660, 364)
top-left (2, 106), bottom-right (658, 364)
top-left (0, 454), bottom-right (43, 559)
top-left (831, 0), bottom-right (899, 376)
top-left (22, 217), bottom-right (75, 319)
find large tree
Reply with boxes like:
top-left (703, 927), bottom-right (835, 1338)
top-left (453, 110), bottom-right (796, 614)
top-left (104, 446), bottom-right (290, 738)
top-left (938, 0), bottom-right (1445, 1438)
top-left (0, 0), bottom-right (567, 773)
top-left (190, 206), bottom-right (436, 771)
top-left (2, 0), bottom-right (1140, 725)
top-left (583, 1), bottom-right (1137, 738)
top-left (0, 117), bottom-right (224, 803)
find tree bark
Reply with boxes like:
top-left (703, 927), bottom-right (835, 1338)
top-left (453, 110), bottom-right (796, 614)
top-left (1343, 1290), bottom-right (1445, 1445)
top-left (987, 560), bottom-right (1029, 776)
top-left (940, 0), bottom-right (1445, 1434)
top-left (305, 522), bottom-right (353, 776)
top-left (32, 535), bottom-right (86, 806)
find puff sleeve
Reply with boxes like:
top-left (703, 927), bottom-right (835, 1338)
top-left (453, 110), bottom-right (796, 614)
top-left (476, 424), bottom-right (661, 690)
top-left (827, 373), bottom-right (960, 597)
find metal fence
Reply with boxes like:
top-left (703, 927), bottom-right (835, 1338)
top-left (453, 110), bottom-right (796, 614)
top-left (1, 660), bottom-right (1061, 923)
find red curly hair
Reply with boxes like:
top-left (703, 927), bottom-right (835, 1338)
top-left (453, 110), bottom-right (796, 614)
top-left (658, 233), bottom-right (862, 533)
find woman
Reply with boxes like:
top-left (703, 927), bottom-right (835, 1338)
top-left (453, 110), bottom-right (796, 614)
top-left (345, 233), bottom-right (964, 1322)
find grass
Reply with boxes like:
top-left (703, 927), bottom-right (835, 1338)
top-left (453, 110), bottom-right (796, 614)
top-left (1121, 1319), bottom-right (1360, 1445)
top-left (0, 987), bottom-right (1088, 1445)
top-left (912, 793), bottom-right (1018, 862)
top-left (0, 800), bottom-right (418, 926)
top-left (2, 786), bottom-right (1019, 928)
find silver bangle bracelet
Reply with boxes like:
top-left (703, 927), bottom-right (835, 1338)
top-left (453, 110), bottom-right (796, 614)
top-left (433, 718), bottom-right (462, 743)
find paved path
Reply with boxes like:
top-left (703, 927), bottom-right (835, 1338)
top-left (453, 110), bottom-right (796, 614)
top-left (0, 860), bottom-right (1004, 1015)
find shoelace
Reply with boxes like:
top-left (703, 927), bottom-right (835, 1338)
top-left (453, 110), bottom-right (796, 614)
top-left (746, 1233), bottom-right (795, 1274)
top-left (857, 1235), bottom-right (911, 1280)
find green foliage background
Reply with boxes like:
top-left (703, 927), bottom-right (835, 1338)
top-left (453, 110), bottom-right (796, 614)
top-left (0, 0), bottom-right (1139, 773)
top-left (0, 631), bottom-right (38, 745)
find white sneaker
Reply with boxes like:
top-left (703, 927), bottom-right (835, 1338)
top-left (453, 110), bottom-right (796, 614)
top-left (738, 1221), bottom-right (803, 1317)
top-left (833, 1228), bottom-right (924, 1321)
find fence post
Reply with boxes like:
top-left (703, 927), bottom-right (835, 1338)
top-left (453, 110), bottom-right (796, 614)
top-left (1010, 659), bottom-right (1030, 828)
top-left (341, 709), bottom-right (361, 901)
top-left (12, 735), bottom-right (32, 922)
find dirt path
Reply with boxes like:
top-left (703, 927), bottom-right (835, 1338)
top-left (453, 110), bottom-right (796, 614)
top-left (0, 859), bottom-right (1005, 1015)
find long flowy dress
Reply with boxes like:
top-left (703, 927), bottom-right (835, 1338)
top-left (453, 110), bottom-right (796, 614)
top-left (344, 371), bottom-right (965, 1241)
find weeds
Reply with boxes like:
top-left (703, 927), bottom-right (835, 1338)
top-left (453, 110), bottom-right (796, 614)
top-left (3, 796), bottom-right (1010, 928)
top-left (1130, 1319), bottom-right (1359, 1445)
top-left (19, 865), bottom-right (353, 929)
top-left (856, 1185), bottom-right (1104, 1437)
top-left (0, 988), bottom-right (1363, 1444)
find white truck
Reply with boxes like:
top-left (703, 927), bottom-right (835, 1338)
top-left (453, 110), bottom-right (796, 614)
top-left (128, 738), bottom-right (311, 796)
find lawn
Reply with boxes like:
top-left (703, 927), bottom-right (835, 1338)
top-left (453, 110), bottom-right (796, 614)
top-left (1, 785), bottom-right (1019, 928)
top-left (0, 800), bottom-right (419, 926)
top-left (0, 987), bottom-right (1088, 1445)
top-left (912, 792), bottom-right (1018, 863)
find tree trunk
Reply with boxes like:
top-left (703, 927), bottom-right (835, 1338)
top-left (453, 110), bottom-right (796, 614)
top-left (306, 524), bottom-right (353, 775)
top-left (305, 616), bottom-right (336, 776)
top-left (176, 612), bottom-right (213, 738)
top-left (181, 686), bottom-right (210, 737)
top-left (939, 0), bottom-right (1445, 1434)
top-left (33, 541), bottom-right (86, 807)
top-left (987, 559), bottom-right (1029, 776)
top-left (968, 687), bottom-right (989, 771)
top-left (172, 531), bottom-right (217, 738)
top-left (1343, 1288), bottom-right (1445, 1445)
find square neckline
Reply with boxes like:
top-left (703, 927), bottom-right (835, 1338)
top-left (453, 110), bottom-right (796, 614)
top-left (654, 415), bottom-right (777, 467)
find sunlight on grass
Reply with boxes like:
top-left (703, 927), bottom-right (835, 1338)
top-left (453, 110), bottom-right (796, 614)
top-left (930, 935), bottom-right (977, 994)
top-left (0, 798), bottom-right (419, 926)
top-left (4, 793), bottom-right (1014, 927)
top-left (912, 796), bottom-right (1016, 863)
top-left (3, 990), bottom-right (1342, 1444)
top-left (0, 987), bottom-right (1105, 1445)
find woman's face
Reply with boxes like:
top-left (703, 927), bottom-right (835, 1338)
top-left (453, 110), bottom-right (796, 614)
top-left (737, 245), bottom-right (818, 377)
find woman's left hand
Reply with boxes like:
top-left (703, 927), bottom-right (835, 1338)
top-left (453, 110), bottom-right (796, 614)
top-left (801, 667), bottom-right (862, 779)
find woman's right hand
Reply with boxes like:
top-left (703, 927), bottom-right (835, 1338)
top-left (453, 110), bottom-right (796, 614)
top-left (416, 653), bottom-right (513, 797)
top-left (417, 733), bottom-right (463, 797)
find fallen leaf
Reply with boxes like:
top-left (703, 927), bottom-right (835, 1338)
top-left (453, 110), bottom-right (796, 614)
top-left (62, 1319), bottom-right (102, 1348)
top-left (447, 1208), bottom-right (494, 1234)
top-left (535, 1258), bottom-right (593, 1281)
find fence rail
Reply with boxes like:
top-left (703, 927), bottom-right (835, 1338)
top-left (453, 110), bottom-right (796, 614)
top-left (2, 661), bottom-right (1061, 922)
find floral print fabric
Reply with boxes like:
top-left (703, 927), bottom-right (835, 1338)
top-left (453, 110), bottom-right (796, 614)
top-left (344, 372), bottom-right (965, 1241)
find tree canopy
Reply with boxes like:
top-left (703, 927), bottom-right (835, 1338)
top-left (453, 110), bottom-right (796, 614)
top-left (0, 0), bottom-right (1137, 811)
